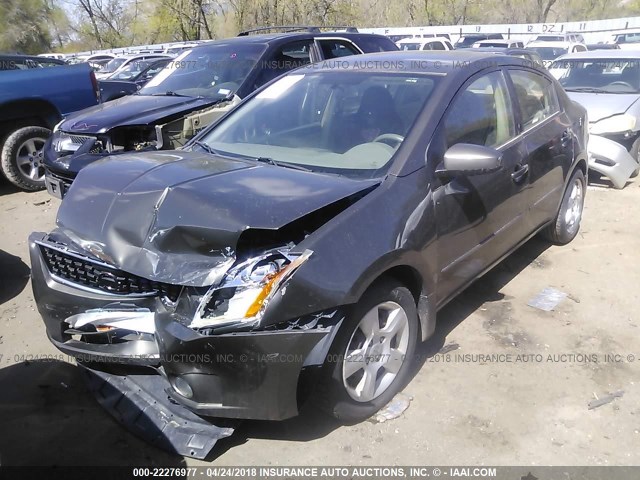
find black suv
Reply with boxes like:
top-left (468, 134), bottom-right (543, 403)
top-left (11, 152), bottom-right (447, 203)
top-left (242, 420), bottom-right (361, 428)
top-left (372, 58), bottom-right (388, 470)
top-left (42, 28), bottom-right (398, 198)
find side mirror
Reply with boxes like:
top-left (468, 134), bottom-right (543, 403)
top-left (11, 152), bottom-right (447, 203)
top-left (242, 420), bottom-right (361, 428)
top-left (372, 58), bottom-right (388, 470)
top-left (436, 143), bottom-right (503, 178)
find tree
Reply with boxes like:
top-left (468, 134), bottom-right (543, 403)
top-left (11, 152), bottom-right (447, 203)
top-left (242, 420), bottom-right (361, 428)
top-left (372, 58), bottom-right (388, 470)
top-left (0, 0), bottom-right (54, 54)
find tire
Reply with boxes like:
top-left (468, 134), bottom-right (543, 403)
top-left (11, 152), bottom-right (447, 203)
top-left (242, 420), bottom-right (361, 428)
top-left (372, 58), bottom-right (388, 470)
top-left (541, 168), bottom-right (586, 245)
top-left (629, 136), bottom-right (640, 178)
top-left (1, 126), bottom-right (50, 191)
top-left (315, 278), bottom-right (419, 423)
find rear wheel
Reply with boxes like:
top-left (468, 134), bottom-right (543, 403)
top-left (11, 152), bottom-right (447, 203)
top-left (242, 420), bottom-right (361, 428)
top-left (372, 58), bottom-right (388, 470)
top-left (541, 168), bottom-right (585, 245)
top-left (1, 126), bottom-right (50, 191)
top-left (315, 279), bottom-right (419, 423)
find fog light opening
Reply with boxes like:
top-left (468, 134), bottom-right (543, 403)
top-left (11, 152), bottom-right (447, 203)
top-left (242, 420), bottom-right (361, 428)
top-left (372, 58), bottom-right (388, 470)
top-left (171, 376), bottom-right (193, 399)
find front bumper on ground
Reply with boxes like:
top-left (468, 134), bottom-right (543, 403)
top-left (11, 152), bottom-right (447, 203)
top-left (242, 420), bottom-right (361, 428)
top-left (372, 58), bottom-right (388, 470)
top-left (30, 232), bottom-right (340, 421)
top-left (588, 134), bottom-right (639, 189)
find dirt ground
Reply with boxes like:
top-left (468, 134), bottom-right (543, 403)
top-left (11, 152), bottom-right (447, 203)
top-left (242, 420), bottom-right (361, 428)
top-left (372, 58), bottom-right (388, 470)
top-left (0, 173), bottom-right (639, 467)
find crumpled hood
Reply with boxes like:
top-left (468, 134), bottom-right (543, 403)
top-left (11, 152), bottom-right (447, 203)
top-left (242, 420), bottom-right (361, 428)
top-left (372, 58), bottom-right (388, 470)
top-left (60, 94), bottom-right (216, 134)
top-left (566, 91), bottom-right (640, 123)
top-left (53, 150), bottom-right (377, 286)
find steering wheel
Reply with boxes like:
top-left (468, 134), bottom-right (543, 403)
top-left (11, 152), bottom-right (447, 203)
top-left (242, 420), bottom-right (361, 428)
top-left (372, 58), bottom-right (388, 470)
top-left (372, 133), bottom-right (404, 148)
top-left (608, 81), bottom-right (633, 88)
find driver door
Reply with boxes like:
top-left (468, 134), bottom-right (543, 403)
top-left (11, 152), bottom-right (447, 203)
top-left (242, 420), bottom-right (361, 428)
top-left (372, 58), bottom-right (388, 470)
top-left (430, 70), bottom-right (530, 302)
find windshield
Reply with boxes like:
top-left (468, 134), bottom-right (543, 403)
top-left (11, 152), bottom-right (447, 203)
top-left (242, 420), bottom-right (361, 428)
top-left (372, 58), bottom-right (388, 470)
top-left (478, 41), bottom-right (506, 48)
top-left (109, 60), bottom-right (155, 80)
top-left (398, 43), bottom-right (421, 50)
top-left (550, 59), bottom-right (640, 94)
top-left (528, 47), bottom-right (568, 61)
top-left (139, 44), bottom-right (266, 98)
top-left (198, 71), bottom-right (438, 179)
top-left (99, 57), bottom-right (127, 74)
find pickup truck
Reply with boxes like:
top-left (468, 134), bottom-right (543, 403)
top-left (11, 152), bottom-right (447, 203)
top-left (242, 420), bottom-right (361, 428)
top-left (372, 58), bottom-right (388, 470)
top-left (0, 57), bottom-right (99, 190)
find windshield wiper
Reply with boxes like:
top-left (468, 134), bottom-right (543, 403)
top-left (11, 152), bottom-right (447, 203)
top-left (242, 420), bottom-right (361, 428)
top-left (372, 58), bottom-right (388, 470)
top-left (193, 141), bottom-right (225, 156)
top-left (151, 91), bottom-right (190, 97)
top-left (253, 156), bottom-right (312, 172)
top-left (565, 87), bottom-right (610, 93)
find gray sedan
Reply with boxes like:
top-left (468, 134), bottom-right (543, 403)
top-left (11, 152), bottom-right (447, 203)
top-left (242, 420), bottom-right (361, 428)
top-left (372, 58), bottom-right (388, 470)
top-left (550, 50), bottom-right (640, 188)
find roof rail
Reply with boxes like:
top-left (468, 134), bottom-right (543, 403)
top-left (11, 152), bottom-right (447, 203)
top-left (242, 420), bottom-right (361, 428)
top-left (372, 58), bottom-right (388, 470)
top-left (237, 25), bottom-right (358, 36)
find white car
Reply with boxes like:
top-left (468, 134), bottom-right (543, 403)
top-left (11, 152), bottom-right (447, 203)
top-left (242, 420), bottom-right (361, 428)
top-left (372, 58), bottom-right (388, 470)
top-left (396, 37), bottom-right (454, 51)
top-left (607, 29), bottom-right (640, 50)
top-left (526, 40), bottom-right (587, 66)
top-left (94, 54), bottom-right (173, 80)
top-left (531, 33), bottom-right (585, 44)
top-left (472, 39), bottom-right (525, 49)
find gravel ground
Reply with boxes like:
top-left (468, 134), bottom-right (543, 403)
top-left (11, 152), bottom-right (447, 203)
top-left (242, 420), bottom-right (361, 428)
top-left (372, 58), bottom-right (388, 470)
top-left (0, 174), bottom-right (639, 467)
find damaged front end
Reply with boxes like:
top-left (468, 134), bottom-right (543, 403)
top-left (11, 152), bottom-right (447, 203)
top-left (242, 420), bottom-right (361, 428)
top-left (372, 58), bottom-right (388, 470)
top-left (43, 98), bottom-right (238, 199)
top-left (30, 231), bottom-right (343, 422)
top-left (588, 134), bottom-right (640, 188)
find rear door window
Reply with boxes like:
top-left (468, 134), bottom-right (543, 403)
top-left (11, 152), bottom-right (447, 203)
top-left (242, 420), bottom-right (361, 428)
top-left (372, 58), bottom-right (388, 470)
top-left (317, 39), bottom-right (362, 59)
top-left (509, 70), bottom-right (560, 131)
top-left (254, 40), bottom-right (314, 88)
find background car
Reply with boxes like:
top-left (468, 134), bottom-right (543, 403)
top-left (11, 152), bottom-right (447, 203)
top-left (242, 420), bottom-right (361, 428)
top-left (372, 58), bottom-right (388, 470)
top-left (526, 40), bottom-right (587, 66)
top-left (550, 50), bottom-right (640, 187)
top-left (397, 37), bottom-right (454, 50)
top-left (0, 54), bottom-right (66, 69)
top-left (471, 47), bottom-right (543, 65)
top-left (99, 58), bottom-right (173, 102)
top-left (94, 53), bottom-right (172, 79)
top-left (454, 33), bottom-right (503, 48)
top-left (472, 39), bottom-right (525, 48)
top-left (30, 51), bottom-right (587, 458)
top-left (0, 60), bottom-right (99, 190)
top-left (43, 29), bottom-right (398, 198)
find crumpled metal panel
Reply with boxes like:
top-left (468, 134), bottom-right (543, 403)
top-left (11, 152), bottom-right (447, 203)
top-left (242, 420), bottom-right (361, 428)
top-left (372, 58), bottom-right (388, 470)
top-left (82, 364), bottom-right (236, 459)
top-left (588, 134), bottom-right (638, 189)
top-left (54, 149), bottom-right (378, 286)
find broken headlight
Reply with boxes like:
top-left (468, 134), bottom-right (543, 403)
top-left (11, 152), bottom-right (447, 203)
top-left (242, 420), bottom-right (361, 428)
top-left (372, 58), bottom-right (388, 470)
top-left (191, 248), bottom-right (312, 329)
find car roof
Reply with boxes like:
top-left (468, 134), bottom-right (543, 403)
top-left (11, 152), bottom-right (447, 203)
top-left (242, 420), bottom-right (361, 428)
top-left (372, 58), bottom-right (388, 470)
top-left (186, 31), bottom-right (388, 48)
top-left (555, 50), bottom-right (640, 61)
top-left (309, 51), bottom-right (535, 75)
top-left (475, 39), bottom-right (511, 44)
top-left (527, 41), bottom-right (572, 48)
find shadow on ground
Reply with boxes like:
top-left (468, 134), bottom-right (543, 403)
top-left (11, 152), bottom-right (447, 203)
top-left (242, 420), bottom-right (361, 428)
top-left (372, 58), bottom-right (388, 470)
top-left (0, 178), bottom-right (20, 197)
top-left (0, 360), bottom-right (187, 467)
top-left (0, 249), bottom-right (30, 305)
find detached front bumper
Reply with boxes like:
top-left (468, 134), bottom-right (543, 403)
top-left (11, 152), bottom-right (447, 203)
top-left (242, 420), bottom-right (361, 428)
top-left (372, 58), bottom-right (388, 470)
top-left (588, 134), bottom-right (639, 189)
top-left (30, 233), bottom-right (340, 420)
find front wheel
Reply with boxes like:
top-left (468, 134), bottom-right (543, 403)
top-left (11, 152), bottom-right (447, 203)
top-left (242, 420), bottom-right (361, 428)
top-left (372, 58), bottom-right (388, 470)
top-left (541, 168), bottom-right (586, 245)
top-left (1, 126), bottom-right (50, 191)
top-left (315, 279), bottom-right (419, 423)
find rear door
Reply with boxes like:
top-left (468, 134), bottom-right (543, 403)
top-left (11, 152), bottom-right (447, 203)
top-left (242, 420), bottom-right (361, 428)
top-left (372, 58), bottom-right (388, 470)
top-left (431, 70), bottom-right (530, 302)
top-left (507, 68), bottom-right (570, 231)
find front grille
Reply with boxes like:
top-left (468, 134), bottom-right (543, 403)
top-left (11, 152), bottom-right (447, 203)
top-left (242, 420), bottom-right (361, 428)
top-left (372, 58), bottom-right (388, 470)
top-left (40, 245), bottom-right (182, 301)
top-left (68, 134), bottom-right (94, 145)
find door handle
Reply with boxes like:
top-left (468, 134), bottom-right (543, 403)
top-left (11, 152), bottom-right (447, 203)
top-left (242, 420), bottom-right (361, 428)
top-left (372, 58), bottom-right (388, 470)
top-left (511, 163), bottom-right (529, 183)
top-left (561, 129), bottom-right (571, 147)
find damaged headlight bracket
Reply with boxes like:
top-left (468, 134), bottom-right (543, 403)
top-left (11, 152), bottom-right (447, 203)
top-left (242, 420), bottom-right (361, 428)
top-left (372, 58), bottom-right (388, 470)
top-left (190, 248), bottom-right (313, 330)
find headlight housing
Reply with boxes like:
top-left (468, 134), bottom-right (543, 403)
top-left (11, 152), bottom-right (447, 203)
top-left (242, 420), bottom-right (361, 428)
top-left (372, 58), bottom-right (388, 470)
top-left (590, 113), bottom-right (637, 135)
top-left (191, 248), bottom-right (312, 329)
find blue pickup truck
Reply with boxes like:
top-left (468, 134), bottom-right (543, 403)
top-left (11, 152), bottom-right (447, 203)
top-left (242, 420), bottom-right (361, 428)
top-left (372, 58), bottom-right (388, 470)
top-left (0, 55), bottom-right (99, 190)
